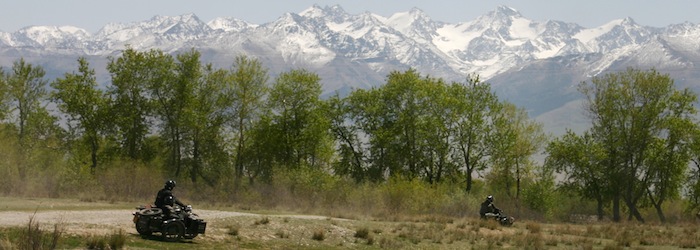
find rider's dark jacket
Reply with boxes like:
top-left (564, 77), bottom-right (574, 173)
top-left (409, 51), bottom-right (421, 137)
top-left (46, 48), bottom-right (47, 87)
top-left (154, 188), bottom-right (185, 209)
top-left (479, 200), bottom-right (498, 218)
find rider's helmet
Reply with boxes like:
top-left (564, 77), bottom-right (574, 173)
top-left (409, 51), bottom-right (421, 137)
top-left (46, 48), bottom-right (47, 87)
top-left (165, 180), bottom-right (176, 190)
top-left (487, 195), bottom-right (493, 202)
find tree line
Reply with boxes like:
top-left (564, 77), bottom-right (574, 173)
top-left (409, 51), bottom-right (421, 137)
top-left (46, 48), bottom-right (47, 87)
top-left (1, 48), bottom-right (699, 223)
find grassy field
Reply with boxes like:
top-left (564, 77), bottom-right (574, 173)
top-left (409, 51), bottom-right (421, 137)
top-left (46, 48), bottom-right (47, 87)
top-left (0, 197), bottom-right (698, 249)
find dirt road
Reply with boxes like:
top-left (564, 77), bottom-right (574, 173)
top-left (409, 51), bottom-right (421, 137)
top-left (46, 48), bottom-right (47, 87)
top-left (0, 208), bottom-right (333, 235)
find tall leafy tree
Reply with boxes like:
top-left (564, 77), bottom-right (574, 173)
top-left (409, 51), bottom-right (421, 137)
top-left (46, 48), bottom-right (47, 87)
top-left (686, 129), bottom-right (700, 212)
top-left (51, 57), bottom-right (109, 173)
top-left (449, 76), bottom-right (501, 191)
top-left (381, 69), bottom-right (426, 179)
top-left (145, 49), bottom-right (188, 176)
top-left (578, 68), bottom-right (697, 222)
top-left (642, 88), bottom-right (697, 222)
top-left (0, 69), bottom-right (7, 120)
top-left (187, 62), bottom-right (228, 185)
top-left (3, 58), bottom-right (58, 180)
top-left (489, 103), bottom-right (546, 200)
top-left (144, 48), bottom-right (230, 184)
top-left (343, 70), bottom-right (518, 185)
top-left (328, 94), bottom-right (367, 182)
top-left (107, 47), bottom-right (153, 160)
top-left (546, 130), bottom-right (608, 219)
top-left (245, 114), bottom-right (278, 184)
top-left (225, 55), bottom-right (269, 186)
top-left (267, 69), bottom-right (332, 170)
top-left (347, 69), bottom-right (431, 180)
top-left (352, 69), bottom-right (456, 181)
top-left (419, 77), bottom-right (455, 184)
top-left (346, 87), bottom-right (389, 181)
top-left (6, 58), bottom-right (48, 145)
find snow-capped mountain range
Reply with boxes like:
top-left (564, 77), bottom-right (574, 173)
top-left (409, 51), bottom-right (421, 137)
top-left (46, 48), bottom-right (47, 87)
top-left (2, 5), bottom-right (700, 134)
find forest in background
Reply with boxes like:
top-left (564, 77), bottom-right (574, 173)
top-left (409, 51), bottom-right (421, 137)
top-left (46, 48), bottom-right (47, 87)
top-left (1, 47), bottom-right (699, 223)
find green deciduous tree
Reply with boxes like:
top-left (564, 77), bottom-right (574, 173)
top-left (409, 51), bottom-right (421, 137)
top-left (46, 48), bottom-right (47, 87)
top-left (489, 103), bottom-right (547, 201)
top-left (449, 75), bottom-right (501, 192)
top-left (224, 55), bottom-right (269, 186)
top-left (345, 69), bottom-right (433, 180)
top-left (340, 69), bottom-right (541, 188)
top-left (686, 129), bottom-right (700, 212)
top-left (143, 49), bottom-right (183, 174)
top-left (643, 88), bottom-right (697, 222)
top-left (573, 68), bottom-right (697, 222)
top-left (186, 61), bottom-right (229, 185)
top-left (266, 69), bottom-right (333, 170)
top-left (145, 49), bottom-right (230, 184)
top-left (327, 94), bottom-right (367, 182)
top-left (546, 130), bottom-right (608, 219)
top-left (0, 69), bottom-right (8, 120)
top-left (51, 57), bottom-right (109, 173)
top-left (345, 87), bottom-right (389, 182)
top-left (6, 58), bottom-right (49, 145)
top-left (3, 58), bottom-right (59, 180)
top-left (107, 47), bottom-right (153, 160)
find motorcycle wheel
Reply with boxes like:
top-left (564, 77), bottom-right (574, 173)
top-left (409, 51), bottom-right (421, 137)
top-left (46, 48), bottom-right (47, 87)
top-left (135, 218), bottom-right (152, 236)
top-left (161, 221), bottom-right (185, 242)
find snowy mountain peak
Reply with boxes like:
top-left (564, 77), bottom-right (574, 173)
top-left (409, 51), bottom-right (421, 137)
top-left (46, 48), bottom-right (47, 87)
top-left (468, 5), bottom-right (525, 32)
top-left (384, 7), bottom-right (440, 42)
top-left (208, 17), bottom-right (256, 32)
top-left (18, 25), bottom-right (90, 37)
top-left (14, 25), bottom-right (91, 47)
top-left (300, 4), bottom-right (351, 25)
top-left (277, 12), bottom-right (301, 23)
top-left (408, 7), bottom-right (429, 18)
top-left (300, 4), bottom-right (326, 18)
top-left (620, 17), bottom-right (637, 26)
top-left (492, 5), bottom-right (522, 18)
top-left (151, 13), bottom-right (208, 28)
top-left (386, 7), bottom-right (432, 24)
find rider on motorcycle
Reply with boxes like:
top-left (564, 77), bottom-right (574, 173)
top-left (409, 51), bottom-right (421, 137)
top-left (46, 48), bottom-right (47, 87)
top-left (155, 180), bottom-right (187, 211)
top-left (479, 195), bottom-right (500, 219)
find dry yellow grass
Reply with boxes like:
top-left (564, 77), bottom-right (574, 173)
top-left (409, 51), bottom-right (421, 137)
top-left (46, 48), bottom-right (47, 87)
top-left (1, 197), bottom-right (699, 249)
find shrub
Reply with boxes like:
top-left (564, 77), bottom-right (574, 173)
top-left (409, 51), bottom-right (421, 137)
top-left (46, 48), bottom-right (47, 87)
top-left (98, 161), bottom-right (163, 201)
top-left (254, 217), bottom-right (270, 225)
top-left (108, 229), bottom-right (126, 249)
top-left (312, 230), bottom-right (325, 241)
top-left (84, 229), bottom-right (126, 250)
top-left (383, 177), bottom-right (442, 215)
top-left (0, 237), bottom-right (13, 249)
top-left (526, 222), bottom-right (542, 234)
top-left (366, 234), bottom-right (375, 245)
top-left (275, 230), bottom-right (289, 238)
top-left (354, 227), bottom-right (370, 239)
top-left (85, 235), bottom-right (107, 250)
top-left (19, 215), bottom-right (63, 250)
top-left (227, 224), bottom-right (240, 236)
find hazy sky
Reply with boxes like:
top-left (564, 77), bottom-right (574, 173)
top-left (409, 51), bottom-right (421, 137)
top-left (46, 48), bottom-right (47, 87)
top-left (2, 0), bottom-right (699, 32)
